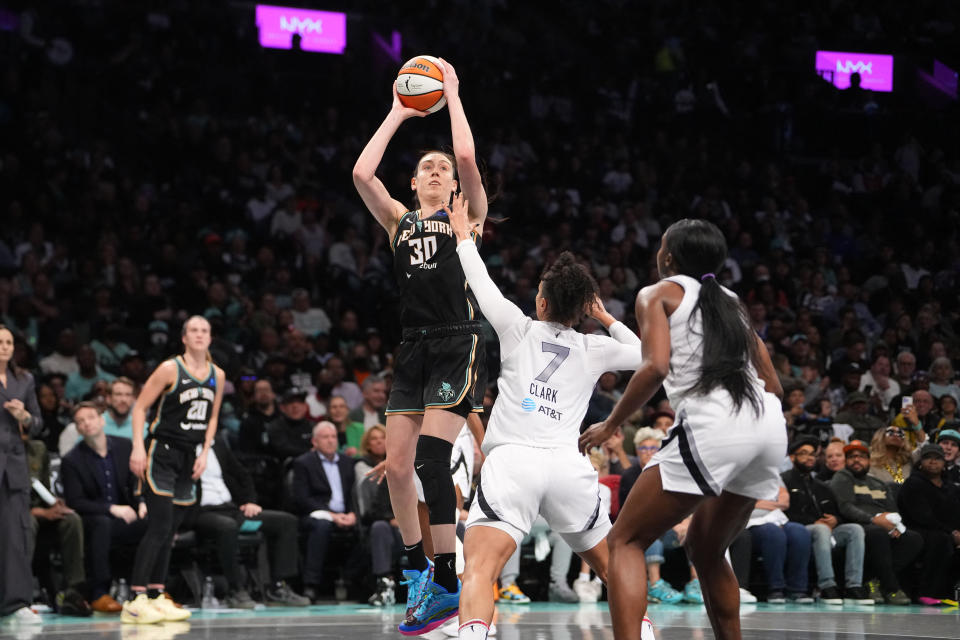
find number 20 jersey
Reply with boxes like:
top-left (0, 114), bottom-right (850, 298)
top-left (392, 209), bottom-right (481, 328)
top-left (148, 357), bottom-right (216, 447)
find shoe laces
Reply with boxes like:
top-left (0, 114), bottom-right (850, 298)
top-left (412, 586), bottom-right (439, 618)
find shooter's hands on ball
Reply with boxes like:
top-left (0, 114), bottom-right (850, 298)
top-left (391, 83), bottom-right (427, 120)
top-left (438, 58), bottom-right (459, 102)
top-left (579, 420), bottom-right (618, 455)
top-left (445, 193), bottom-right (474, 242)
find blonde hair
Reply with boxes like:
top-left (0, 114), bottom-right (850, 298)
top-left (588, 448), bottom-right (609, 475)
top-left (869, 426), bottom-right (913, 468)
top-left (181, 315), bottom-right (214, 363)
top-left (359, 424), bottom-right (386, 459)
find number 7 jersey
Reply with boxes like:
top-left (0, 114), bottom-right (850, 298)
top-left (392, 209), bottom-right (482, 328)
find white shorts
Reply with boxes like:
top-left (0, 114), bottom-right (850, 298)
top-left (646, 391), bottom-right (787, 501)
top-left (465, 445), bottom-right (611, 553)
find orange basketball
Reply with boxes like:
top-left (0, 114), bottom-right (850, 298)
top-left (396, 55), bottom-right (446, 113)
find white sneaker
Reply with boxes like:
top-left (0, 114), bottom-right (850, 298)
top-left (590, 580), bottom-right (603, 601)
top-left (573, 577), bottom-right (598, 603)
top-left (739, 588), bottom-right (757, 603)
top-left (5, 607), bottom-right (42, 625)
top-left (641, 616), bottom-right (655, 640)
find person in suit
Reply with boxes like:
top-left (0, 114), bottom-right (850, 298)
top-left (61, 401), bottom-right (148, 613)
top-left (190, 432), bottom-right (309, 608)
top-left (292, 421), bottom-right (358, 600)
top-left (0, 325), bottom-right (43, 624)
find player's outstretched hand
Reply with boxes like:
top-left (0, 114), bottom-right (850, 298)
top-left (444, 193), bottom-right (474, 242)
top-left (391, 84), bottom-right (428, 120)
top-left (438, 57), bottom-right (459, 102)
top-left (579, 420), bottom-right (617, 455)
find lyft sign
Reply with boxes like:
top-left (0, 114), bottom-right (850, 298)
top-left (815, 51), bottom-right (893, 92)
top-left (256, 5), bottom-right (346, 54)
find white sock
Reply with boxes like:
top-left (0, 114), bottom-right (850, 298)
top-left (459, 618), bottom-right (489, 640)
top-left (592, 576), bottom-right (603, 584)
top-left (578, 572), bottom-right (590, 582)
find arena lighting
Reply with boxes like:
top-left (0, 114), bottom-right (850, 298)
top-left (255, 4), bottom-right (346, 53)
top-left (815, 51), bottom-right (894, 92)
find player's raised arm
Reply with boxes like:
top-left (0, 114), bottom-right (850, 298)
top-left (438, 58), bottom-right (488, 224)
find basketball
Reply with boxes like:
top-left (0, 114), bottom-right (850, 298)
top-left (396, 55), bottom-right (446, 113)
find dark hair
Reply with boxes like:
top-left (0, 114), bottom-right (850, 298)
top-left (663, 219), bottom-right (762, 416)
top-left (412, 150), bottom-right (458, 210)
top-left (0, 324), bottom-right (20, 377)
top-left (72, 400), bottom-right (100, 418)
top-left (540, 252), bottom-right (598, 326)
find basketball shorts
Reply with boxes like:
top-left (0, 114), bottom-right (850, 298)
top-left (466, 445), bottom-right (611, 553)
top-left (139, 438), bottom-right (199, 506)
top-left (646, 390), bottom-right (787, 501)
top-left (387, 322), bottom-right (486, 419)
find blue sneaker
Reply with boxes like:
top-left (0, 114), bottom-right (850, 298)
top-left (398, 580), bottom-right (460, 636)
top-left (399, 561), bottom-right (433, 620)
top-left (647, 578), bottom-right (683, 604)
top-left (683, 579), bottom-right (704, 604)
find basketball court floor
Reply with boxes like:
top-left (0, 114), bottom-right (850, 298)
top-left (1, 602), bottom-right (957, 639)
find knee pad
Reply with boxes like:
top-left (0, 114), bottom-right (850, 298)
top-left (415, 435), bottom-right (456, 525)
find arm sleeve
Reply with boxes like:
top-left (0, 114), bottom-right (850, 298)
top-left (23, 374), bottom-right (43, 437)
top-left (588, 335), bottom-right (646, 377)
top-left (607, 321), bottom-right (641, 347)
top-left (456, 240), bottom-right (529, 355)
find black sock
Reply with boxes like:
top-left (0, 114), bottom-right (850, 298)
top-left (433, 553), bottom-right (457, 592)
top-left (146, 588), bottom-right (161, 600)
top-left (404, 540), bottom-right (428, 572)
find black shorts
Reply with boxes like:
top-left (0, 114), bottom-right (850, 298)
top-left (139, 438), bottom-right (198, 506)
top-left (387, 322), bottom-right (486, 419)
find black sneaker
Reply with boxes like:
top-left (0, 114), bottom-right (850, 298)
top-left (368, 577), bottom-right (396, 607)
top-left (843, 586), bottom-right (875, 605)
top-left (885, 589), bottom-right (911, 605)
top-left (767, 590), bottom-right (786, 604)
top-left (818, 586), bottom-right (843, 605)
top-left (265, 581), bottom-right (311, 607)
top-left (787, 592), bottom-right (814, 604)
top-left (57, 588), bottom-right (93, 617)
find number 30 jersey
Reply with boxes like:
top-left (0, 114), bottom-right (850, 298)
top-left (392, 209), bottom-right (482, 329)
top-left (454, 240), bottom-right (647, 454)
top-left (148, 357), bottom-right (216, 446)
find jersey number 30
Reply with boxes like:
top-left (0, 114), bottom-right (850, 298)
top-left (186, 401), bottom-right (208, 421)
top-left (409, 237), bottom-right (438, 265)
top-left (535, 342), bottom-right (570, 383)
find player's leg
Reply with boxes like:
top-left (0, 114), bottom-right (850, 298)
top-left (459, 525), bottom-right (516, 639)
top-left (607, 465), bottom-right (704, 640)
top-left (683, 491), bottom-right (755, 640)
top-left (385, 413), bottom-right (425, 556)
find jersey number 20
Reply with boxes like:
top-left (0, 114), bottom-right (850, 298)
top-left (535, 342), bottom-right (570, 383)
top-left (186, 400), bottom-right (208, 421)
top-left (409, 237), bottom-right (438, 265)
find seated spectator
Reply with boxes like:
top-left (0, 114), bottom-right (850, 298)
top-left (897, 443), bottom-right (960, 601)
top-left (237, 379), bottom-right (278, 452)
top-left (90, 325), bottom-right (133, 375)
top-left (39, 328), bottom-right (79, 376)
top-left (829, 440), bottom-right (922, 604)
top-left (65, 345), bottom-right (115, 401)
top-left (354, 425), bottom-right (387, 511)
top-left (935, 395), bottom-right (958, 434)
top-left (265, 387), bottom-right (315, 460)
top-left (348, 375), bottom-right (387, 431)
top-left (833, 391), bottom-right (884, 443)
top-left (24, 436), bottom-right (91, 616)
top-left (928, 357), bottom-right (960, 403)
top-left (781, 437), bottom-right (871, 605)
top-left (890, 389), bottom-right (937, 447)
top-left (35, 381), bottom-right (70, 452)
top-left (192, 432), bottom-right (309, 608)
top-left (937, 429), bottom-right (960, 489)
top-left (859, 354), bottom-right (900, 414)
top-left (817, 437), bottom-right (847, 482)
top-left (603, 426), bottom-right (636, 476)
top-left (868, 426), bottom-right (913, 489)
top-left (893, 352), bottom-right (918, 393)
top-left (102, 377), bottom-right (136, 439)
top-left (745, 482), bottom-right (814, 604)
top-left (290, 288), bottom-right (332, 338)
top-left (61, 402), bottom-right (147, 613)
top-left (293, 422), bottom-right (358, 602)
top-left (327, 395), bottom-right (363, 456)
top-left (325, 356), bottom-right (362, 410)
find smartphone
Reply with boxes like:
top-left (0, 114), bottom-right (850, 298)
top-left (901, 396), bottom-right (913, 410)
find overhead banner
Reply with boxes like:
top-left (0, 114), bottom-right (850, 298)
top-left (815, 51), bottom-right (893, 92)
top-left (256, 5), bottom-right (346, 54)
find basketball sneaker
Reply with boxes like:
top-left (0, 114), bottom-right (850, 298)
top-left (497, 583), bottom-right (530, 604)
top-left (399, 561), bottom-right (434, 621)
top-left (150, 594), bottom-right (190, 621)
top-left (683, 579), bottom-right (704, 604)
top-left (398, 580), bottom-right (461, 636)
top-left (120, 593), bottom-right (165, 625)
top-left (647, 579), bottom-right (683, 604)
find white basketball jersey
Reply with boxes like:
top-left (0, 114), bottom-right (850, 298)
top-left (661, 274), bottom-right (763, 408)
top-left (483, 319), bottom-right (643, 454)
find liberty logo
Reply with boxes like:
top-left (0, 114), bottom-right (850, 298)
top-left (438, 382), bottom-right (455, 402)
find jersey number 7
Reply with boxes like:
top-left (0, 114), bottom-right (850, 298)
top-left (535, 342), bottom-right (570, 383)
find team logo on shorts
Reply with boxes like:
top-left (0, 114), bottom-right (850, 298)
top-left (521, 397), bottom-right (537, 412)
top-left (437, 382), bottom-right (455, 402)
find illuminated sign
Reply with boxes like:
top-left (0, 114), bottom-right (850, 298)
top-left (815, 51), bottom-right (893, 92)
top-left (255, 5), bottom-right (346, 53)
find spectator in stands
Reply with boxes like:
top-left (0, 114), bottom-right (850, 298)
top-left (603, 426), bottom-right (636, 476)
top-left (828, 331), bottom-right (868, 383)
top-left (830, 439), bottom-right (921, 604)
top-left (61, 402), bottom-right (146, 613)
top-left (238, 379), bottom-right (278, 452)
top-left (868, 426), bottom-right (913, 489)
top-left (91, 325), bottom-right (133, 375)
top-left (348, 375), bottom-right (387, 431)
top-left (834, 392), bottom-right (885, 442)
top-left (859, 354), bottom-right (900, 414)
top-left (891, 389), bottom-right (936, 446)
top-left (818, 437), bottom-right (847, 482)
top-left (928, 357), bottom-right (960, 403)
top-left (192, 432), bottom-right (309, 608)
top-left (897, 443), bottom-right (960, 601)
top-left (354, 426), bottom-right (401, 606)
top-left (65, 345), bottom-right (115, 401)
top-left (327, 395), bottom-right (363, 456)
top-left (282, 328), bottom-right (321, 393)
top-left (306, 369), bottom-right (331, 422)
top-left (893, 352), bottom-right (918, 393)
top-left (828, 362), bottom-right (865, 415)
top-left (102, 377), bottom-right (135, 439)
top-left (935, 396), bottom-right (958, 434)
top-left (354, 425), bottom-right (387, 505)
top-left (325, 356), bottom-right (362, 410)
top-left (293, 422), bottom-right (358, 602)
top-left (649, 409), bottom-right (675, 435)
top-left (38, 328), bottom-right (78, 376)
top-left (290, 289), bottom-right (332, 338)
top-left (35, 381), bottom-right (69, 452)
top-left (745, 482), bottom-right (814, 604)
top-left (24, 435), bottom-right (91, 616)
top-left (265, 387), bottom-right (315, 460)
top-left (937, 429), bottom-right (960, 489)
top-left (781, 437), bottom-right (871, 604)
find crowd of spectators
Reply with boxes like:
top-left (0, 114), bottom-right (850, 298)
top-left (2, 0), bottom-right (960, 613)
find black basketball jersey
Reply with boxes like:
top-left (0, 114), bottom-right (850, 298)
top-left (392, 208), bottom-right (481, 328)
top-left (148, 357), bottom-right (216, 446)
